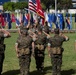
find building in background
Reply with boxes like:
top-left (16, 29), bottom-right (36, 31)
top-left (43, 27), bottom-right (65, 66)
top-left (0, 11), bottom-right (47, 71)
top-left (72, 0), bottom-right (76, 8)
top-left (0, 5), bottom-right (3, 11)
top-left (11, 0), bottom-right (18, 2)
top-left (19, 0), bottom-right (28, 2)
top-left (0, 0), bottom-right (28, 4)
top-left (0, 0), bottom-right (10, 5)
top-left (67, 0), bottom-right (76, 14)
top-left (11, 0), bottom-right (28, 2)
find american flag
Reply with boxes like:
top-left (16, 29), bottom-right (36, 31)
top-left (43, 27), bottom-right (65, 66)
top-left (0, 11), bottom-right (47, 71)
top-left (29, 0), bottom-right (37, 13)
top-left (29, 0), bottom-right (45, 19)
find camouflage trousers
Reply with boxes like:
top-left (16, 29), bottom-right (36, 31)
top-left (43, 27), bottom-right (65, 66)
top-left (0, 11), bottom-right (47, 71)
top-left (19, 55), bottom-right (31, 75)
top-left (0, 53), bottom-right (5, 74)
top-left (51, 54), bottom-right (62, 75)
top-left (35, 49), bottom-right (45, 70)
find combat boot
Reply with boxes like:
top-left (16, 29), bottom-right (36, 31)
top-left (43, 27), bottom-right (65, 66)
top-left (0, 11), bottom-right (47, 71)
top-left (52, 72), bottom-right (57, 75)
top-left (36, 66), bottom-right (40, 71)
top-left (40, 67), bottom-right (44, 73)
top-left (57, 73), bottom-right (61, 75)
top-left (0, 73), bottom-right (1, 75)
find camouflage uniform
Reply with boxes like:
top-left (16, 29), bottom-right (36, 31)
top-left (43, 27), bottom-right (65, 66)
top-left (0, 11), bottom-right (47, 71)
top-left (16, 30), bottom-right (33, 75)
top-left (34, 32), bottom-right (47, 71)
top-left (48, 34), bottom-right (68, 75)
top-left (43, 24), bottom-right (50, 34)
top-left (18, 25), bottom-right (29, 35)
top-left (0, 32), bottom-right (6, 75)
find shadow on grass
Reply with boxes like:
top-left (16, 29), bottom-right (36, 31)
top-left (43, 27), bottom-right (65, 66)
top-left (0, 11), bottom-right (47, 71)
top-left (30, 66), bottom-right (52, 75)
top-left (61, 69), bottom-right (76, 75)
top-left (2, 70), bottom-right (20, 75)
top-left (2, 68), bottom-right (76, 75)
top-left (2, 66), bottom-right (52, 75)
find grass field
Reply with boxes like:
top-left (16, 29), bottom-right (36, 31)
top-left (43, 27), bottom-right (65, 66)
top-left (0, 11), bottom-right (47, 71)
top-left (1, 32), bottom-right (76, 75)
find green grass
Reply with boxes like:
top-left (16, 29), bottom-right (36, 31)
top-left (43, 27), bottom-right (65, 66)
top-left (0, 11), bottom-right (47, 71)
top-left (1, 32), bottom-right (76, 75)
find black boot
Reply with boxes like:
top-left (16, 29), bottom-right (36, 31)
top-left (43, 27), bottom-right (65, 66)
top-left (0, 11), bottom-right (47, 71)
top-left (40, 67), bottom-right (44, 72)
top-left (0, 73), bottom-right (1, 75)
top-left (37, 68), bottom-right (40, 71)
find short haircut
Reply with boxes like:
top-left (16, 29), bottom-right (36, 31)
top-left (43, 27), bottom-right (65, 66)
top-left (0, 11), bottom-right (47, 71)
top-left (38, 27), bottom-right (42, 32)
top-left (54, 28), bottom-right (59, 34)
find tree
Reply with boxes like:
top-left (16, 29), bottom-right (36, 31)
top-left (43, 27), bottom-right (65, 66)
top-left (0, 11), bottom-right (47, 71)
top-left (3, 2), bottom-right (15, 11)
top-left (41, 0), bottom-right (55, 11)
top-left (3, 2), bottom-right (28, 11)
top-left (41, 0), bottom-right (72, 11)
top-left (3, 0), bottom-right (72, 12)
top-left (57, 0), bottom-right (72, 10)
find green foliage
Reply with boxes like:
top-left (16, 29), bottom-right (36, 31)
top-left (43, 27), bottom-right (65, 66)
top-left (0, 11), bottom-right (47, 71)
top-left (3, 0), bottom-right (72, 12)
top-left (15, 2), bottom-right (28, 10)
top-left (41, 3), bottom-right (46, 10)
top-left (3, 2), bottom-right (28, 11)
top-left (41, 0), bottom-right (72, 11)
top-left (57, 0), bottom-right (72, 10)
top-left (41, 0), bottom-right (54, 10)
top-left (3, 2), bottom-right (15, 11)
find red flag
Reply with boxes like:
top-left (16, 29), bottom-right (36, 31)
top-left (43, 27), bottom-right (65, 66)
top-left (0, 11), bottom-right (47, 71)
top-left (36, 0), bottom-right (45, 18)
top-left (11, 13), bottom-right (16, 22)
top-left (26, 13), bottom-right (30, 22)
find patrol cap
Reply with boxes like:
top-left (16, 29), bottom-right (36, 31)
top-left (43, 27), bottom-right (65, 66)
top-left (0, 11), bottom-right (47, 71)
top-left (20, 28), bottom-right (28, 35)
top-left (38, 27), bottom-right (42, 32)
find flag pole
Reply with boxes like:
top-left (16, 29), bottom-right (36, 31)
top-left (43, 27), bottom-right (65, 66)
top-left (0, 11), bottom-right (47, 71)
top-left (55, 0), bottom-right (59, 28)
top-left (55, 0), bottom-right (57, 15)
top-left (28, 1), bottom-right (31, 24)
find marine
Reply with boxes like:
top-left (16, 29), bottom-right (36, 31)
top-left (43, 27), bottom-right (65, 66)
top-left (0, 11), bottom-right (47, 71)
top-left (15, 28), bottom-right (34, 75)
top-left (0, 24), bottom-right (11, 75)
top-left (34, 27), bottom-right (47, 72)
top-left (47, 28), bottom-right (69, 75)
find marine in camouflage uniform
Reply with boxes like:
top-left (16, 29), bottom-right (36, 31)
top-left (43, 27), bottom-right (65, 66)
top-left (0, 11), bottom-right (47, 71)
top-left (0, 27), bottom-right (11, 75)
top-left (15, 28), bottom-right (34, 75)
top-left (18, 19), bottom-right (31, 35)
top-left (18, 24), bottom-right (29, 35)
top-left (47, 28), bottom-right (69, 75)
top-left (34, 27), bottom-right (47, 72)
top-left (43, 21), bottom-right (50, 34)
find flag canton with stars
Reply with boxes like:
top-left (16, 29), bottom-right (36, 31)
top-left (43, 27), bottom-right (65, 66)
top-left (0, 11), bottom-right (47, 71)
top-left (29, 0), bottom-right (37, 12)
top-left (31, 0), bottom-right (36, 3)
